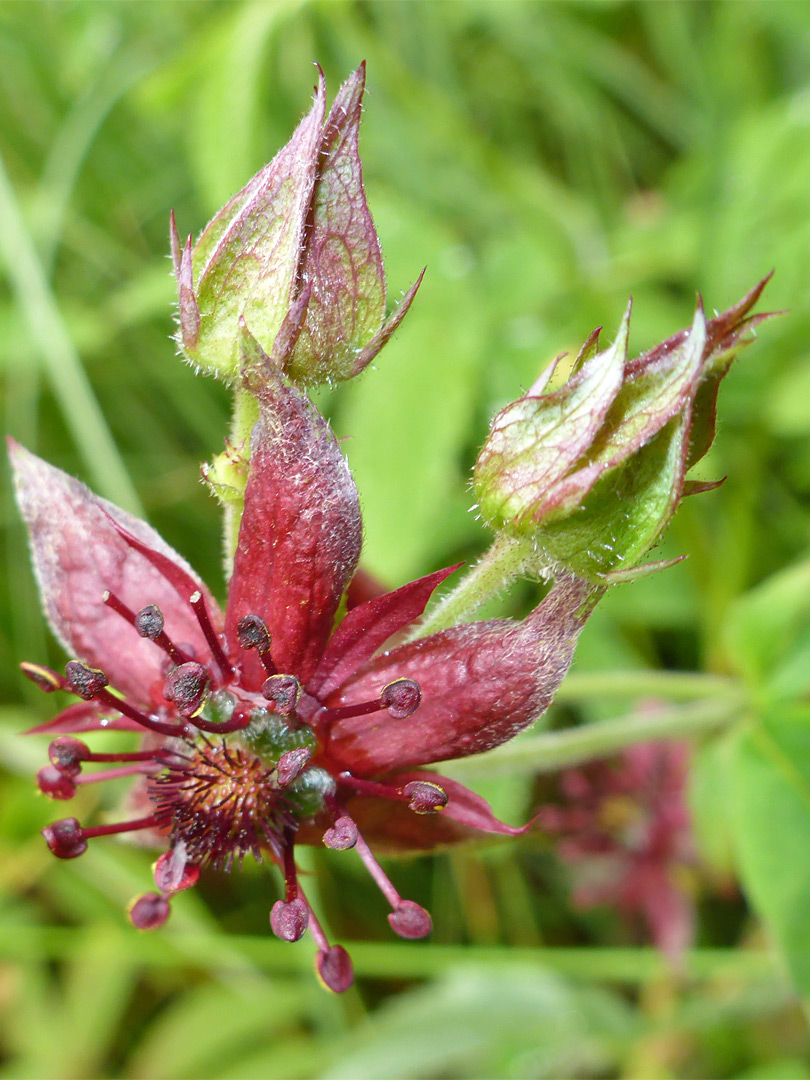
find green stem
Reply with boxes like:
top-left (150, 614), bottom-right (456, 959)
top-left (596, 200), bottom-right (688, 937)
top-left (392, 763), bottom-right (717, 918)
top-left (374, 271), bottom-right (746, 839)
top-left (0, 152), bottom-right (142, 515)
top-left (554, 670), bottom-right (739, 704)
top-left (408, 533), bottom-right (535, 640)
top-left (0, 923), bottom-right (777, 984)
top-left (443, 695), bottom-right (746, 780)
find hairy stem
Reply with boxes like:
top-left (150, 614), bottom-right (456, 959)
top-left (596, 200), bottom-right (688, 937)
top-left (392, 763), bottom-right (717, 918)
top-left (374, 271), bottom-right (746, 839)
top-left (408, 533), bottom-right (536, 640)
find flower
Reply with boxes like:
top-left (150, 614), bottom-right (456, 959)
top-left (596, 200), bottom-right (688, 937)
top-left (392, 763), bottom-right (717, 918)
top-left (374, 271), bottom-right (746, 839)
top-left (11, 366), bottom-right (601, 992)
top-left (473, 278), bottom-right (774, 583)
top-left (537, 740), bottom-right (695, 963)
top-left (172, 64), bottom-right (422, 387)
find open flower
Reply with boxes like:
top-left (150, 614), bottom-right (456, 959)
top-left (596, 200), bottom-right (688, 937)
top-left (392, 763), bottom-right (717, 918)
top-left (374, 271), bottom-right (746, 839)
top-left (11, 368), bottom-right (600, 991)
top-left (537, 740), bottom-right (695, 963)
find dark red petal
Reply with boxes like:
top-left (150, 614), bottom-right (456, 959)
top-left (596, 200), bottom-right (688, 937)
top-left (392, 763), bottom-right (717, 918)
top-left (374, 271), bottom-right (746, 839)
top-left (225, 371), bottom-right (361, 687)
top-left (326, 574), bottom-right (601, 774)
top-left (308, 564), bottom-right (460, 698)
top-left (331, 771), bottom-right (537, 855)
top-left (9, 441), bottom-right (219, 704)
top-left (24, 701), bottom-right (142, 735)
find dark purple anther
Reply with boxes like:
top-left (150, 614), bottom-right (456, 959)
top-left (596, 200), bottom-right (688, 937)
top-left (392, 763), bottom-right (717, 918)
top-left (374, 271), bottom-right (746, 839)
top-left (262, 674), bottom-right (301, 715)
top-left (403, 780), bottom-right (448, 814)
top-left (65, 661), bottom-right (109, 700)
top-left (270, 898), bottom-right (309, 942)
top-left (163, 662), bottom-right (210, 717)
top-left (316, 945), bottom-right (354, 993)
top-left (42, 817), bottom-right (87, 859)
top-left (388, 899), bottom-right (432, 939)
top-left (380, 678), bottom-right (421, 719)
top-left (134, 605), bottom-right (164, 639)
top-left (323, 815), bottom-right (358, 850)
top-left (129, 892), bottom-right (171, 930)
top-left (48, 736), bottom-right (89, 776)
top-left (236, 614), bottom-right (272, 654)
top-left (37, 765), bottom-right (77, 800)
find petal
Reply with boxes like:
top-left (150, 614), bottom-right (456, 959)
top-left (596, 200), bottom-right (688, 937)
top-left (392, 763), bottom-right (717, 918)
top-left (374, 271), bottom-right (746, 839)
top-left (326, 573), bottom-right (601, 774)
top-left (24, 701), bottom-right (141, 735)
top-left (225, 371), bottom-right (362, 687)
top-left (9, 440), bottom-right (220, 703)
top-left (308, 564), bottom-right (460, 699)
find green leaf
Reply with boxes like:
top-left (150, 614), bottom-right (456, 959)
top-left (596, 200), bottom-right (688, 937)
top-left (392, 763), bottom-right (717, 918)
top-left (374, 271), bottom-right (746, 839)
top-left (729, 708), bottom-right (810, 1002)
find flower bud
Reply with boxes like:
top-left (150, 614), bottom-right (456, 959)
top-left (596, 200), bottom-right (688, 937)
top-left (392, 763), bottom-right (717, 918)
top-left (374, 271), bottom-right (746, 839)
top-left (474, 279), bottom-right (773, 583)
top-left (171, 65), bottom-right (421, 388)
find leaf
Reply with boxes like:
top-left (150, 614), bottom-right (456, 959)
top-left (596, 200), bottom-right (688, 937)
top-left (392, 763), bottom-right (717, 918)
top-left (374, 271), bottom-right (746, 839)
top-left (729, 708), bottom-right (810, 1003)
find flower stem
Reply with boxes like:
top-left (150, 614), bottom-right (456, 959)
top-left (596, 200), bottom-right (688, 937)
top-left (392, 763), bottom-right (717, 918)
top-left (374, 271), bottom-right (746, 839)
top-left (443, 694), bottom-right (747, 780)
top-left (408, 533), bottom-right (535, 640)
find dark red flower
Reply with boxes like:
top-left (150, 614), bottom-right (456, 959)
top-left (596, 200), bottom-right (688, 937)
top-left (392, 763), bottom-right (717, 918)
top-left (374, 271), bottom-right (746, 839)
top-left (538, 740), bottom-right (696, 963)
top-left (11, 368), bottom-right (600, 991)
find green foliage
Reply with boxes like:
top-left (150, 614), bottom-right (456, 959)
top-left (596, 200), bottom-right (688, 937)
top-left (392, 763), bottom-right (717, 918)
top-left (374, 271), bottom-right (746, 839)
top-left (3, 1), bottom-right (810, 1077)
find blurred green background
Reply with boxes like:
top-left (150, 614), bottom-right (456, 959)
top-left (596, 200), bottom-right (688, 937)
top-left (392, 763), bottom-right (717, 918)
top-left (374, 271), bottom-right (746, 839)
top-left (3, 1), bottom-right (810, 1077)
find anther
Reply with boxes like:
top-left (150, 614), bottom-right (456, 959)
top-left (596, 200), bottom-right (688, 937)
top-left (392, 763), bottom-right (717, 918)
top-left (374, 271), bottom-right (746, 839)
top-left (20, 662), bottom-right (67, 693)
top-left (236, 614), bottom-right (276, 675)
top-left (65, 661), bottom-right (108, 700)
top-left (262, 674), bottom-right (301, 715)
top-left (189, 591), bottom-right (234, 680)
top-left (320, 678), bottom-right (422, 725)
top-left (270, 898), bottom-right (309, 942)
top-left (64, 661), bottom-right (186, 738)
top-left (128, 893), bottom-right (171, 930)
top-left (42, 817), bottom-right (87, 859)
top-left (323, 815), bottom-right (358, 850)
top-left (276, 747), bottom-right (311, 787)
top-left (163, 662), bottom-right (210, 718)
top-left (388, 900), bottom-right (432, 940)
top-left (48, 736), bottom-right (89, 776)
top-left (403, 780), bottom-right (448, 814)
top-left (37, 765), bottom-right (76, 800)
top-left (379, 678), bottom-right (422, 719)
top-left (103, 592), bottom-right (191, 665)
top-left (316, 945), bottom-right (354, 993)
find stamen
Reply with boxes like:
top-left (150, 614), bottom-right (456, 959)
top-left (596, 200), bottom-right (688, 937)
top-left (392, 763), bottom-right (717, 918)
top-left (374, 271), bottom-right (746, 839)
top-left (262, 674), bottom-right (301, 715)
top-left (320, 678), bottom-right (421, 725)
top-left (64, 661), bottom-right (187, 738)
top-left (20, 662), bottom-right (68, 693)
top-left (80, 813), bottom-right (160, 840)
top-left (236, 614), bottom-right (276, 675)
top-left (75, 763), bottom-right (163, 785)
top-left (189, 591), bottom-right (234, 680)
top-left (103, 592), bottom-right (191, 665)
top-left (41, 817), bottom-right (86, 858)
top-left (48, 736), bottom-right (157, 770)
top-left (337, 774), bottom-right (448, 814)
top-left (352, 829), bottom-right (432, 940)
